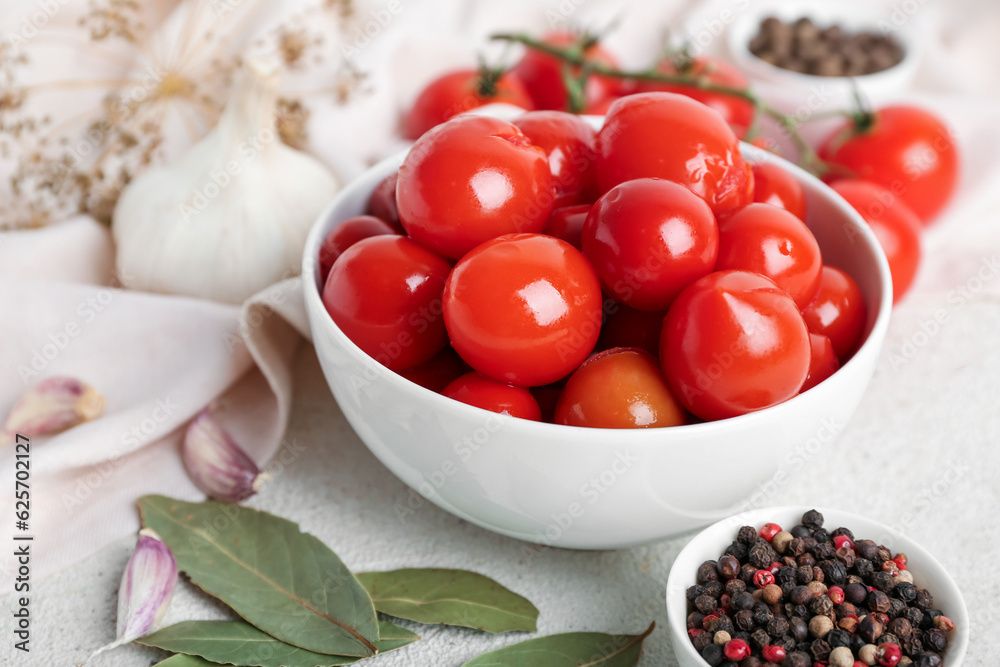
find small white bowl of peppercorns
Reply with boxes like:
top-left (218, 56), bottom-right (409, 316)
top-left (726, 0), bottom-right (922, 108)
top-left (666, 507), bottom-right (968, 667)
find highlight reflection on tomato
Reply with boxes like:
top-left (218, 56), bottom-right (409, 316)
top-left (443, 233), bottom-right (603, 387)
top-left (513, 111), bottom-right (598, 207)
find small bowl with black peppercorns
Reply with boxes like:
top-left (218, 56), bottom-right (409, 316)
top-left (726, 0), bottom-right (921, 108)
top-left (666, 507), bottom-right (969, 666)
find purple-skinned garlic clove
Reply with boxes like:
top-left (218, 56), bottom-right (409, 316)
top-left (2, 376), bottom-right (104, 442)
top-left (182, 408), bottom-right (269, 502)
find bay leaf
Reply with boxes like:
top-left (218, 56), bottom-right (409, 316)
top-left (138, 495), bottom-right (378, 657)
top-left (140, 619), bottom-right (418, 667)
top-left (154, 655), bottom-right (223, 667)
top-left (356, 569), bottom-right (538, 633)
top-left (461, 622), bottom-right (654, 666)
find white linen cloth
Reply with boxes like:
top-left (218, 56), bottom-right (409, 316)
top-left (1, 0), bottom-right (1000, 582)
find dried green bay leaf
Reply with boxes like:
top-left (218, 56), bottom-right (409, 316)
top-left (357, 568), bottom-right (539, 633)
top-left (140, 619), bottom-right (418, 667)
top-left (461, 622), bottom-right (654, 666)
top-left (138, 496), bottom-right (378, 657)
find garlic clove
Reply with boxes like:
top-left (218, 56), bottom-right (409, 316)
top-left (86, 528), bottom-right (178, 662)
top-left (182, 408), bottom-right (269, 502)
top-left (2, 376), bottom-right (104, 441)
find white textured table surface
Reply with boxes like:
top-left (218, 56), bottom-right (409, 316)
top-left (9, 303), bottom-right (1000, 665)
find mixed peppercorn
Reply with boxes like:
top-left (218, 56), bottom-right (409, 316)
top-left (686, 510), bottom-right (955, 666)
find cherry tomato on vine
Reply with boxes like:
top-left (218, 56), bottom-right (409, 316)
top-left (443, 233), bottom-right (603, 387)
top-left (555, 348), bottom-right (685, 428)
top-left (508, 32), bottom-right (622, 112)
top-left (443, 372), bottom-right (542, 421)
top-left (597, 303), bottom-right (665, 357)
top-left (366, 172), bottom-right (403, 232)
top-left (397, 115), bottom-right (555, 260)
top-left (318, 215), bottom-right (398, 283)
top-left (660, 270), bottom-right (811, 421)
top-left (323, 236), bottom-right (451, 372)
top-left (404, 68), bottom-right (534, 140)
top-left (801, 333), bottom-right (840, 393)
top-left (636, 55), bottom-right (756, 139)
top-left (715, 203), bottom-right (823, 308)
top-left (800, 266), bottom-right (867, 360)
top-left (544, 204), bottom-right (591, 250)
top-left (751, 161), bottom-right (807, 220)
top-left (582, 178), bottom-right (719, 311)
top-left (829, 179), bottom-right (922, 303)
top-left (397, 346), bottom-right (470, 393)
top-left (819, 105), bottom-right (959, 224)
top-left (513, 111), bottom-right (598, 207)
top-left (596, 92), bottom-right (753, 218)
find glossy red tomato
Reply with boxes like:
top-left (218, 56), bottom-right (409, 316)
top-left (597, 303), bottom-right (665, 357)
top-left (544, 204), bottom-right (590, 250)
top-left (582, 178), bottom-right (719, 311)
top-left (819, 105), bottom-right (959, 224)
top-left (323, 236), bottom-right (451, 371)
top-left (555, 348), bottom-right (685, 428)
top-left (660, 270), bottom-right (811, 421)
top-left (800, 266), bottom-right (867, 360)
top-left (443, 233), bottom-right (602, 386)
top-left (404, 68), bottom-right (534, 140)
top-left (715, 203), bottom-right (823, 308)
top-left (366, 172), bottom-right (403, 232)
top-left (443, 372), bottom-right (542, 421)
top-left (397, 115), bottom-right (555, 260)
top-left (397, 346), bottom-right (470, 393)
top-left (829, 179), bottom-right (922, 303)
top-left (801, 333), bottom-right (840, 392)
top-left (751, 161), bottom-right (807, 221)
top-left (636, 56), bottom-right (755, 139)
top-left (318, 216), bottom-right (397, 283)
top-left (508, 32), bottom-right (622, 112)
top-left (596, 93), bottom-right (753, 218)
top-left (513, 111), bottom-right (598, 207)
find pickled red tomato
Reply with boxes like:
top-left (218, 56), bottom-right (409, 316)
top-left (513, 111), bottom-right (598, 207)
top-left (443, 233), bottom-right (602, 387)
top-left (661, 270), bottom-right (811, 421)
top-left (322, 236), bottom-right (451, 372)
top-left (443, 372), bottom-right (542, 421)
top-left (801, 266), bottom-right (867, 360)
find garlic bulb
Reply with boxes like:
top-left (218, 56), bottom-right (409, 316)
top-left (112, 59), bottom-right (339, 304)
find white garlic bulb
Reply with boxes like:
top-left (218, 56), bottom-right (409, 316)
top-left (112, 59), bottom-right (339, 304)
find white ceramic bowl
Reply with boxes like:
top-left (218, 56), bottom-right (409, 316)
top-left (666, 506), bottom-right (969, 666)
top-left (302, 134), bottom-right (892, 550)
top-left (725, 0), bottom-right (921, 112)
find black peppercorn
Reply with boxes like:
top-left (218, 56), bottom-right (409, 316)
top-left (698, 560), bottom-right (720, 583)
top-left (855, 540), bottom-right (879, 561)
top-left (915, 588), bottom-right (934, 609)
top-left (735, 609), bottom-right (755, 631)
top-left (812, 566), bottom-right (825, 583)
top-left (810, 638), bottom-right (832, 661)
top-left (704, 614), bottom-right (721, 633)
top-left (790, 585), bottom-right (813, 606)
top-left (812, 528), bottom-right (831, 544)
top-left (693, 630), bottom-right (713, 651)
top-left (830, 526), bottom-right (854, 540)
top-left (777, 566), bottom-right (797, 585)
top-left (802, 510), bottom-right (824, 529)
top-left (858, 614), bottom-right (883, 643)
top-left (878, 632), bottom-right (900, 646)
top-left (738, 525), bottom-right (758, 545)
top-left (752, 602), bottom-right (773, 626)
top-left (726, 578), bottom-right (747, 598)
top-left (813, 542), bottom-right (836, 561)
top-left (750, 627), bottom-right (770, 650)
top-left (853, 558), bottom-right (874, 579)
top-left (796, 641), bottom-right (811, 653)
top-left (901, 632), bottom-right (923, 657)
top-left (887, 598), bottom-right (907, 619)
top-left (903, 607), bottom-right (924, 628)
top-left (797, 553), bottom-right (816, 568)
top-left (835, 602), bottom-right (858, 619)
top-left (718, 554), bottom-right (741, 579)
top-left (871, 571), bottom-right (895, 592)
top-left (821, 559), bottom-right (847, 586)
top-left (687, 584), bottom-right (709, 602)
top-left (734, 630), bottom-right (751, 643)
top-left (734, 591), bottom-right (756, 611)
top-left (836, 546), bottom-right (857, 568)
top-left (743, 658), bottom-right (763, 667)
top-left (749, 540), bottom-right (778, 569)
top-left (893, 581), bottom-right (917, 602)
top-left (785, 651), bottom-right (811, 667)
top-left (704, 580), bottom-right (724, 599)
top-left (724, 540), bottom-right (749, 561)
top-left (688, 611), bottom-right (706, 630)
top-left (717, 615), bottom-right (735, 636)
top-left (809, 594), bottom-right (834, 616)
top-left (701, 642), bottom-right (723, 666)
top-left (777, 634), bottom-right (797, 652)
top-left (920, 608), bottom-right (942, 630)
top-left (849, 632), bottom-right (866, 654)
top-left (789, 616), bottom-right (808, 641)
top-left (768, 616), bottom-right (790, 637)
top-left (925, 627), bottom-right (948, 652)
top-left (915, 652), bottom-right (942, 667)
top-left (791, 524), bottom-right (812, 538)
top-left (695, 594), bottom-right (718, 615)
top-left (796, 565), bottom-right (814, 584)
top-left (718, 662), bottom-right (738, 667)
top-left (826, 628), bottom-right (850, 649)
top-left (867, 590), bottom-right (891, 614)
top-left (740, 563), bottom-right (758, 585)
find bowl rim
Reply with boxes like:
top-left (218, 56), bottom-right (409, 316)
top-left (725, 0), bottom-right (922, 87)
top-left (665, 505), bottom-right (970, 666)
top-left (302, 128), bottom-right (894, 440)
